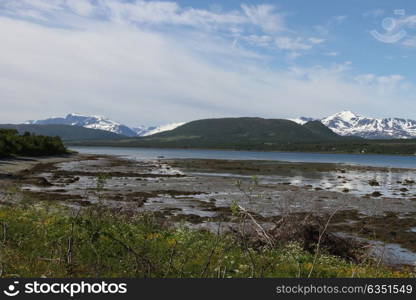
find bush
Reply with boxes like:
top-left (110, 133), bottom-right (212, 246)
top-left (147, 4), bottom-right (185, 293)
top-left (0, 204), bottom-right (411, 278)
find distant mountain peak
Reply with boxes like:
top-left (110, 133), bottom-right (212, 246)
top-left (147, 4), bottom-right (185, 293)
top-left (25, 114), bottom-right (185, 137)
top-left (141, 122), bottom-right (186, 136)
top-left (330, 110), bottom-right (360, 120)
top-left (288, 116), bottom-right (315, 125)
top-left (67, 113), bottom-right (86, 117)
top-left (292, 111), bottom-right (416, 139)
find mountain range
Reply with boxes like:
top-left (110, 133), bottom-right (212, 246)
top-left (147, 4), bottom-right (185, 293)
top-left (26, 113), bottom-right (184, 137)
top-left (10, 115), bottom-right (416, 155)
top-left (68, 117), bottom-right (416, 155)
top-left (23, 111), bottom-right (416, 140)
top-left (71, 117), bottom-right (354, 149)
top-left (290, 111), bottom-right (416, 139)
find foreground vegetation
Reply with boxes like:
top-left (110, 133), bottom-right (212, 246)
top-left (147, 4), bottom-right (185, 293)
top-left (0, 203), bottom-right (412, 278)
top-left (0, 129), bottom-right (67, 157)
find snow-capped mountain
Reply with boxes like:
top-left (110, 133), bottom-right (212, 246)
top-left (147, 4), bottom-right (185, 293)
top-left (131, 122), bottom-right (185, 136)
top-left (289, 117), bottom-right (316, 125)
top-left (26, 113), bottom-right (138, 137)
top-left (132, 125), bottom-right (154, 136)
top-left (291, 111), bottom-right (416, 139)
top-left (25, 114), bottom-right (185, 137)
top-left (141, 122), bottom-right (186, 136)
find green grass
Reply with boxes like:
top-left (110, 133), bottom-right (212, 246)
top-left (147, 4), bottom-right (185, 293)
top-left (0, 203), bottom-right (412, 278)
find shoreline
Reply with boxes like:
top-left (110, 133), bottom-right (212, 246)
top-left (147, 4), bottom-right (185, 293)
top-left (0, 153), bottom-right (86, 176)
top-left (165, 157), bottom-right (416, 173)
top-left (2, 152), bottom-right (416, 268)
top-left (2, 151), bottom-right (416, 176)
top-left (2, 151), bottom-right (415, 178)
top-left (67, 144), bottom-right (416, 157)
top-left (69, 146), bottom-right (416, 170)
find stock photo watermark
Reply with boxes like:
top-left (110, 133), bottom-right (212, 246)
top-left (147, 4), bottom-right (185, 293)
top-left (370, 9), bottom-right (408, 43)
top-left (3, 281), bottom-right (20, 297)
top-left (2, 281), bottom-right (128, 297)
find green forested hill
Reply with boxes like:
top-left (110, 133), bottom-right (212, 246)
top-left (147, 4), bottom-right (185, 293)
top-left (145, 118), bottom-right (346, 144)
top-left (68, 118), bottom-right (353, 148)
top-left (302, 120), bottom-right (342, 139)
top-left (152, 118), bottom-right (339, 141)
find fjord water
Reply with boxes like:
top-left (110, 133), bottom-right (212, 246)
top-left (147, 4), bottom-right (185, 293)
top-left (70, 146), bottom-right (416, 169)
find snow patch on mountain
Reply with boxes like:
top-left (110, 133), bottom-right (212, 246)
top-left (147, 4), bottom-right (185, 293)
top-left (289, 117), bottom-right (316, 125)
top-left (132, 125), bottom-right (153, 136)
top-left (141, 122), bottom-right (186, 136)
top-left (291, 110), bottom-right (416, 139)
top-left (25, 114), bottom-right (185, 137)
top-left (26, 113), bottom-right (138, 137)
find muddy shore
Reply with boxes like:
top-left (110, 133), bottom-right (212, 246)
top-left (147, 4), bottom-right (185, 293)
top-left (1, 153), bottom-right (416, 266)
top-left (0, 153), bottom-right (86, 175)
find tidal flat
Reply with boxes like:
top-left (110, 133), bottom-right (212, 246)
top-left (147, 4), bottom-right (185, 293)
top-left (1, 153), bottom-right (416, 267)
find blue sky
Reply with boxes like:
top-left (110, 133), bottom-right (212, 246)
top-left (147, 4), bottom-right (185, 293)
top-left (0, 0), bottom-right (415, 126)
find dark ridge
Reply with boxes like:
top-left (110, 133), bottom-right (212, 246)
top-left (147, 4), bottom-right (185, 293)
top-left (0, 124), bottom-right (125, 141)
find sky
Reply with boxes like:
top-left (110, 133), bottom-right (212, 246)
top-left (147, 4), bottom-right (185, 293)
top-left (0, 0), bottom-right (416, 126)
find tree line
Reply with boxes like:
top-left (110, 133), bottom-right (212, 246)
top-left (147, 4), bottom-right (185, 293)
top-left (0, 129), bottom-right (67, 157)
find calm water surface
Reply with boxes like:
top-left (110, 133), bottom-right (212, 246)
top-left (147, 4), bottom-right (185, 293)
top-left (70, 146), bottom-right (416, 169)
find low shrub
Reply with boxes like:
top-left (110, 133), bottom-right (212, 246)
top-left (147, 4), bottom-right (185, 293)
top-left (0, 204), bottom-right (412, 278)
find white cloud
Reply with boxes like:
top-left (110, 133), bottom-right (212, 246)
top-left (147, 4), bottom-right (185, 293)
top-left (398, 14), bottom-right (416, 28)
top-left (0, 1), bottom-right (414, 125)
top-left (242, 34), bottom-right (273, 47)
top-left (355, 73), bottom-right (409, 95)
top-left (275, 37), bottom-right (312, 50)
top-left (66, 0), bottom-right (94, 17)
top-left (0, 0), bottom-right (323, 54)
top-left (356, 74), bottom-right (404, 86)
top-left (308, 37), bottom-right (325, 44)
top-left (355, 74), bottom-right (376, 84)
top-left (274, 36), bottom-right (324, 52)
top-left (104, 0), bottom-right (248, 28)
top-left (324, 51), bottom-right (339, 56)
top-left (376, 74), bottom-right (405, 86)
top-left (1, 0), bottom-right (284, 32)
top-left (240, 4), bottom-right (285, 33)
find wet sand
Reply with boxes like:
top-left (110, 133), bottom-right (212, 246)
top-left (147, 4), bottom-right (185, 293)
top-left (1, 153), bottom-right (416, 266)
